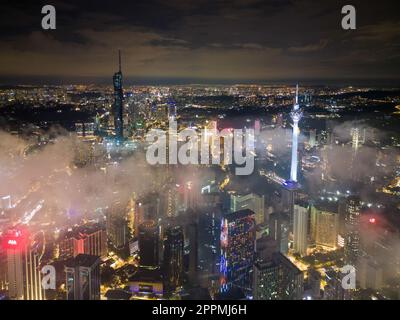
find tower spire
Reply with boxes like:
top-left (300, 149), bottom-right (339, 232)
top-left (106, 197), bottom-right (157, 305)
top-left (118, 49), bottom-right (122, 73)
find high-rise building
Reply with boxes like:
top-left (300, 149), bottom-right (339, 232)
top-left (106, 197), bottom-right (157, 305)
top-left (138, 220), bottom-right (159, 268)
top-left (253, 251), bottom-right (304, 300)
top-left (163, 226), bottom-right (184, 291)
top-left (2, 228), bottom-right (44, 300)
top-left (269, 212), bottom-right (289, 255)
top-left (311, 202), bottom-right (339, 249)
top-left (65, 254), bottom-right (101, 300)
top-left (107, 213), bottom-right (129, 250)
top-left (59, 224), bottom-right (107, 259)
top-left (293, 202), bottom-right (308, 256)
top-left (344, 196), bottom-right (361, 267)
top-left (220, 209), bottom-right (256, 294)
top-left (113, 50), bottom-right (124, 141)
top-left (24, 234), bottom-right (45, 300)
top-left (3, 229), bottom-right (25, 300)
top-left (230, 193), bottom-right (265, 225)
top-left (358, 255), bottom-right (383, 290)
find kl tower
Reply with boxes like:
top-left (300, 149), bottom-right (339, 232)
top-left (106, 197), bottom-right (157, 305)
top-left (285, 84), bottom-right (303, 190)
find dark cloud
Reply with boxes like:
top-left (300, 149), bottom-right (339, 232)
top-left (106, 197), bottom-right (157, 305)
top-left (0, 0), bottom-right (399, 83)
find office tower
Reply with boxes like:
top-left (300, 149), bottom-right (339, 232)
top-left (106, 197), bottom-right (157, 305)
top-left (65, 254), bottom-right (101, 300)
top-left (253, 250), bottom-right (304, 300)
top-left (230, 193), bottom-right (265, 225)
top-left (138, 220), bottom-right (159, 268)
top-left (163, 226), bottom-right (184, 290)
top-left (308, 269), bottom-right (322, 299)
top-left (187, 221), bottom-right (198, 285)
top-left (3, 229), bottom-right (45, 300)
top-left (107, 214), bottom-right (129, 250)
top-left (293, 202), bottom-right (308, 256)
top-left (358, 255), bottom-right (383, 290)
top-left (281, 186), bottom-right (297, 228)
top-left (113, 50), bottom-right (124, 141)
top-left (323, 268), bottom-right (351, 300)
top-left (3, 229), bottom-right (26, 300)
top-left (59, 224), bottom-right (107, 259)
top-left (24, 234), bottom-right (45, 300)
top-left (344, 196), bottom-right (361, 266)
top-left (311, 202), bottom-right (339, 249)
top-left (220, 209), bottom-right (256, 294)
top-left (288, 84), bottom-right (303, 185)
top-left (269, 212), bottom-right (289, 255)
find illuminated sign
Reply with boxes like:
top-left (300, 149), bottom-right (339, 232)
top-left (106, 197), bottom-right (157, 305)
top-left (8, 239), bottom-right (17, 246)
top-left (2, 228), bottom-right (28, 250)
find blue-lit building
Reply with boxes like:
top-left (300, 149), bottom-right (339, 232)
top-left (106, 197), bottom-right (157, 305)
top-left (113, 50), bottom-right (124, 141)
top-left (220, 209), bottom-right (256, 294)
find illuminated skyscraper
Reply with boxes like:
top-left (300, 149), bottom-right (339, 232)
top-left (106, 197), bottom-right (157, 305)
top-left (293, 202), bottom-right (308, 256)
top-left (269, 212), bottom-right (289, 255)
top-left (107, 214), bottom-right (129, 250)
top-left (3, 229), bottom-right (44, 300)
top-left (253, 243), bottom-right (304, 301)
top-left (220, 209), bottom-right (256, 294)
top-left (24, 233), bottom-right (45, 300)
top-left (344, 196), bottom-right (361, 266)
top-left (3, 229), bottom-right (25, 300)
top-left (65, 254), bottom-right (101, 300)
top-left (163, 226), bottom-right (184, 290)
top-left (311, 202), bottom-right (339, 249)
top-left (113, 50), bottom-right (124, 141)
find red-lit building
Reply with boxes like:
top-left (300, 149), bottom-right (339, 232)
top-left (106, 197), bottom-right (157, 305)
top-left (2, 228), bottom-right (44, 300)
top-left (59, 224), bottom-right (107, 260)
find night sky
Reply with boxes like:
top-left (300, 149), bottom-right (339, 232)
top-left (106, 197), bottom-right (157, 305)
top-left (0, 0), bottom-right (399, 84)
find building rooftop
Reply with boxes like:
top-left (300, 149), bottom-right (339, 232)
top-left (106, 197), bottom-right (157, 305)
top-left (224, 209), bottom-right (255, 221)
top-left (65, 254), bottom-right (100, 268)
